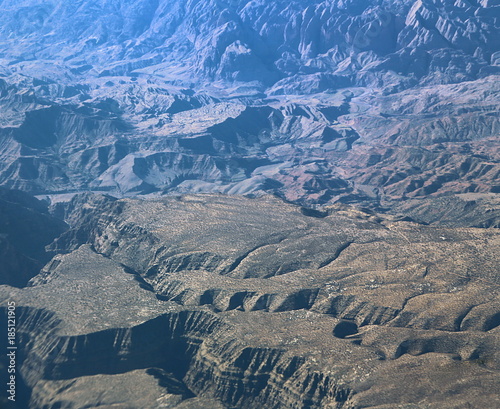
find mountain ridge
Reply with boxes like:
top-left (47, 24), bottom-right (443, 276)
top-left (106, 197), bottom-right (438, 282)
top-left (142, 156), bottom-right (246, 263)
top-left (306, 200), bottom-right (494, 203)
top-left (0, 0), bottom-right (500, 214)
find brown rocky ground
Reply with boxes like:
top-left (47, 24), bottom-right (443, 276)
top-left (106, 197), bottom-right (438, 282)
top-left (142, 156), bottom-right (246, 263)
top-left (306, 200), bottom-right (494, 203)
top-left (1, 194), bottom-right (498, 408)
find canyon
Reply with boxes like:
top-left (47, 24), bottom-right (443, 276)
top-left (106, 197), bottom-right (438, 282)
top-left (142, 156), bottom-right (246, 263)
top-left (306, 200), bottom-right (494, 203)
top-left (0, 0), bottom-right (498, 407)
top-left (1, 193), bottom-right (500, 408)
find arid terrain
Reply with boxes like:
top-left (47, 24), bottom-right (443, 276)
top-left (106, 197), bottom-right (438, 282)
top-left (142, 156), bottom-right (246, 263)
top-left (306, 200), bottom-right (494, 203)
top-left (0, 0), bottom-right (498, 408)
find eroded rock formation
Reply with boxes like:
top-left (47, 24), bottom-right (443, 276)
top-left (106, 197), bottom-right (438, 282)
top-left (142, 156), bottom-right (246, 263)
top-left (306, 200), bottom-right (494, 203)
top-left (1, 194), bottom-right (498, 408)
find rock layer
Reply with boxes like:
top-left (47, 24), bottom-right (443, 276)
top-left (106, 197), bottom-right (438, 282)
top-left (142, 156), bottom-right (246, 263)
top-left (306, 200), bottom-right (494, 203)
top-left (1, 194), bottom-right (499, 408)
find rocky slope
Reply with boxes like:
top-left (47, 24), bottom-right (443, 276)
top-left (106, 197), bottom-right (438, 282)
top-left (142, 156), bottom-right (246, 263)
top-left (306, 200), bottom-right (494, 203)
top-left (1, 194), bottom-right (499, 408)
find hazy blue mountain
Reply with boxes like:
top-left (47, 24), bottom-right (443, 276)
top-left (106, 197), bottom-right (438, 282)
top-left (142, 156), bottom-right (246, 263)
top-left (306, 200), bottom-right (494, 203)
top-left (0, 0), bottom-right (498, 212)
top-left (0, 0), bottom-right (498, 88)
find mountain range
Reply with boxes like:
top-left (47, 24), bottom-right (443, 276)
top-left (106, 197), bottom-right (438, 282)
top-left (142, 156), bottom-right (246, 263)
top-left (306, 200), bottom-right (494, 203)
top-left (0, 0), bottom-right (499, 408)
top-left (0, 0), bottom-right (498, 224)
